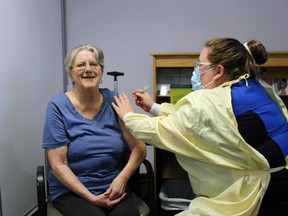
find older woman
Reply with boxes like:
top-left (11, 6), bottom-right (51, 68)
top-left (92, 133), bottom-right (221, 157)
top-left (42, 44), bottom-right (146, 216)
top-left (112, 38), bottom-right (288, 216)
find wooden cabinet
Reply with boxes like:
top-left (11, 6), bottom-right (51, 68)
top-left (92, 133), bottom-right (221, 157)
top-left (152, 52), bottom-right (198, 105)
top-left (151, 52), bottom-right (198, 215)
top-left (259, 52), bottom-right (288, 84)
top-left (150, 51), bottom-right (288, 215)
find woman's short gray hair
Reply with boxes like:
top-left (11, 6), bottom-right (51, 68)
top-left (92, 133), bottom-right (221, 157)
top-left (64, 44), bottom-right (105, 72)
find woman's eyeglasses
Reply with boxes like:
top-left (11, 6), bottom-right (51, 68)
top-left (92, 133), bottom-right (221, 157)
top-left (74, 62), bottom-right (100, 70)
top-left (193, 61), bottom-right (211, 68)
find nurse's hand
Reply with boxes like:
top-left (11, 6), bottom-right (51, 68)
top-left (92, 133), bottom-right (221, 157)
top-left (132, 89), bottom-right (154, 113)
top-left (112, 93), bottom-right (135, 120)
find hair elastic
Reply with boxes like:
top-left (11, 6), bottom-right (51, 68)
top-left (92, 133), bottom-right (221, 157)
top-left (243, 42), bottom-right (256, 63)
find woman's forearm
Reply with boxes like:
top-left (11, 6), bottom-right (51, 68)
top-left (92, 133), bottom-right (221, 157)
top-left (52, 163), bottom-right (95, 202)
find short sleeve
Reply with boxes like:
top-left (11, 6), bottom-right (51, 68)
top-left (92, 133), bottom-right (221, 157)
top-left (42, 101), bottom-right (70, 148)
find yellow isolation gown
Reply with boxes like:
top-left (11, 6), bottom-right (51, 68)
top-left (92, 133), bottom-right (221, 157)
top-left (123, 77), bottom-right (288, 216)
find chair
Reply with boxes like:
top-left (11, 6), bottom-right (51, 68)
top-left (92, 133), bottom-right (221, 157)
top-left (36, 156), bottom-right (156, 216)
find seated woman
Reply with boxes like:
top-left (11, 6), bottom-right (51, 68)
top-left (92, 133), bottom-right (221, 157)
top-left (42, 44), bottom-right (146, 216)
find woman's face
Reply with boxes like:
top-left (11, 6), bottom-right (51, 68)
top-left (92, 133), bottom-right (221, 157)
top-left (69, 49), bottom-right (103, 89)
top-left (198, 47), bottom-right (217, 89)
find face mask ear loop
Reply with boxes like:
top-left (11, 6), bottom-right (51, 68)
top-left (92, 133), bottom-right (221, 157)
top-left (203, 79), bottom-right (215, 89)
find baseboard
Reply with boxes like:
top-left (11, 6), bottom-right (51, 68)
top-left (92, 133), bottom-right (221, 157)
top-left (24, 204), bottom-right (38, 216)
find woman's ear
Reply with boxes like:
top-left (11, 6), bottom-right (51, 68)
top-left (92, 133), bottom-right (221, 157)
top-left (213, 65), bottom-right (225, 81)
top-left (69, 70), bottom-right (75, 85)
top-left (68, 71), bottom-right (72, 80)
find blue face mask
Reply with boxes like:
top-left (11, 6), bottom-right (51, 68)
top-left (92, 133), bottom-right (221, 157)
top-left (191, 67), bottom-right (203, 91)
top-left (191, 67), bottom-right (214, 91)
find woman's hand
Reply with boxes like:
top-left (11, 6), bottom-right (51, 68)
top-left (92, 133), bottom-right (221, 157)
top-left (90, 174), bottom-right (127, 208)
top-left (112, 93), bottom-right (135, 119)
top-left (90, 192), bottom-right (126, 208)
top-left (105, 174), bottom-right (127, 201)
top-left (132, 89), bottom-right (154, 113)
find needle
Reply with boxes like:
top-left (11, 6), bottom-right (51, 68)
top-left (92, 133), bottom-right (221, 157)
top-left (130, 84), bottom-right (150, 100)
top-left (143, 85), bottom-right (150, 90)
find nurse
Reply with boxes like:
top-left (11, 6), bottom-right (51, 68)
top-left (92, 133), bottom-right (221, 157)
top-left (112, 38), bottom-right (288, 216)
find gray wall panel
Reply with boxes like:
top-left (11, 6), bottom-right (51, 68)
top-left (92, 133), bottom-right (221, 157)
top-left (0, 0), bottom-right (64, 215)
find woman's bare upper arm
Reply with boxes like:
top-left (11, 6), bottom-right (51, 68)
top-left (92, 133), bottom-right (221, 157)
top-left (118, 118), bottom-right (146, 153)
top-left (46, 145), bottom-right (68, 168)
top-left (118, 118), bottom-right (137, 149)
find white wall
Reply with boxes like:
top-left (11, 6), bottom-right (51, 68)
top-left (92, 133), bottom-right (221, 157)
top-left (64, 0), bottom-right (288, 165)
top-left (0, 0), bottom-right (64, 215)
top-left (65, 0), bottom-right (288, 91)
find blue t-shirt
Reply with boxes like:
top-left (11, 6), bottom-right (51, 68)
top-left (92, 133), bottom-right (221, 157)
top-left (42, 88), bottom-right (126, 201)
top-left (231, 79), bottom-right (288, 168)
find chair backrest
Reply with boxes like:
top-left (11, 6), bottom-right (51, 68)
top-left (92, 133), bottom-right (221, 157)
top-left (36, 166), bottom-right (47, 216)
